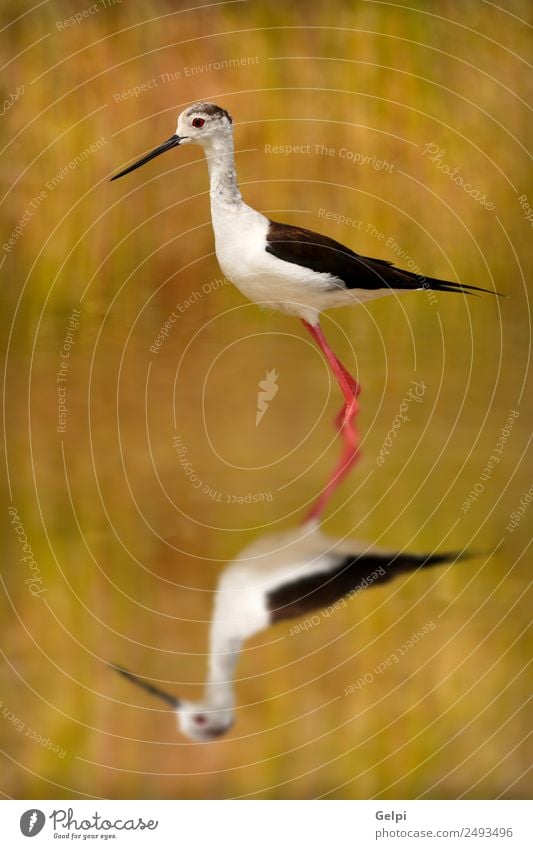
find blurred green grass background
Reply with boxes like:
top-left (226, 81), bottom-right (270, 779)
top-left (1, 0), bottom-right (531, 799)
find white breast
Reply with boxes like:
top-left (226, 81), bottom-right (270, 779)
top-left (210, 200), bottom-right (356, 323)
top-left (212, 524), bottom-right (343, 644)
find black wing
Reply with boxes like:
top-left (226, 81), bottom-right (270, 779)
top-left (267, 551), bottom-right (458, 623)
top-left (266, 220), bottom-right (499, 295)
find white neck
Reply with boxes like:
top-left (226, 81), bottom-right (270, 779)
top-left (204, 631), bottom-right (241, 709)
top-left (203, 133), bottom-right (243, 209)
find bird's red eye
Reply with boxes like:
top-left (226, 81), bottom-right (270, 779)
top-left (193, 713), bottom-right (207, 725)
top-left (192, 117), bottom-right (205, 128)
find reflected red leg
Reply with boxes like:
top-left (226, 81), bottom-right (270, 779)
top-left (301, 320), bottom-right (362, 521)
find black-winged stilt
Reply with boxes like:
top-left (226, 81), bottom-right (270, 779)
top-left (111, 102), bottom-right (499, 519)
top-left (112, 522), bottom-right (461, 741)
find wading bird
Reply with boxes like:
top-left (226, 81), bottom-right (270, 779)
top-left (112, 522), bottom-right (460, 741)
top-left (111, 102), bottom-right (499, 518)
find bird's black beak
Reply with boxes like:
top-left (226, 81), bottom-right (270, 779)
top-left (110, 134), bottom-right (185, 182)
top-left (110, 662), bottom-right (181, 708)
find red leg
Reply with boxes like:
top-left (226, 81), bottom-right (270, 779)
top-left (334, 361), bottom-right (362, 430)
top-left (301, 320), bottom-right (362, 521)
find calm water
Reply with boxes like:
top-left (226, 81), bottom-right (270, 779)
top-left (1, 0), bottom-right (531, 799)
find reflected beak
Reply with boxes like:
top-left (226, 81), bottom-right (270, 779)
top-left (110, 134), bottom-right (185, 181)
top-left (110, 662), bottom-right (181, 708)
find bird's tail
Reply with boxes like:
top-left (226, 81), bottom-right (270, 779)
top-left (420, 276), bottom-right (505, 297)
top-left (332, 549), bottom-right (466, 596)
top-left (377, 550), bottom-right (462, 577)
top-left (110, 663), bottom-right (180, 708)
top-left (268, 550), bottom-right (464, 623)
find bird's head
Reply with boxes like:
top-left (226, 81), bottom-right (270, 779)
top-left (176, 101), bottom-right (233, 146)
top-left (111, 663), bottom-right (234, 742)
top-left (110, 101), bottom-right (234, 181)
top-left (176, 701), bottom-right (234, 742)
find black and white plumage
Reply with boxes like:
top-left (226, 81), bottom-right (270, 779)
top-left (110, 100), bottom-right (497, 321)
top-left (265, 221), bottom-right (497, 298)
top-left (112, 522), bottom-right (461, 742)
top-left (110, 102), bottom-right (500, 519)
